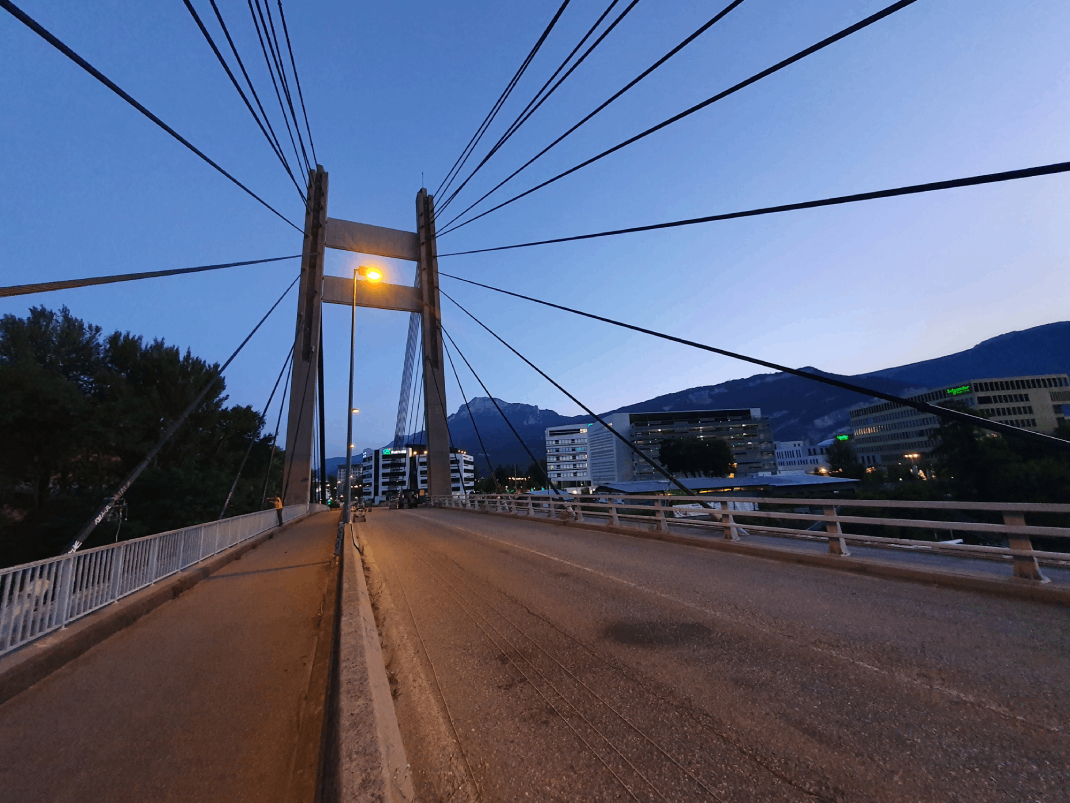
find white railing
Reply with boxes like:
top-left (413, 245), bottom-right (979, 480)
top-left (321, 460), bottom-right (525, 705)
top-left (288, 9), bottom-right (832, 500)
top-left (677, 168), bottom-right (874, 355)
top-left (0, 503), bottom-right (328, 657)
top-left (428, 493), bottom-right (1070, 584)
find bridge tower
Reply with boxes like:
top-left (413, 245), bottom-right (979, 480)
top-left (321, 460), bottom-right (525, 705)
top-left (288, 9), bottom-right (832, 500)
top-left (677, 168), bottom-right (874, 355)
top-left (282, 166), bottom-right (328, 505)
top-left (282, 180), bottom-right (453, 504)
top-left (416, 189), bottom-right (452, 498)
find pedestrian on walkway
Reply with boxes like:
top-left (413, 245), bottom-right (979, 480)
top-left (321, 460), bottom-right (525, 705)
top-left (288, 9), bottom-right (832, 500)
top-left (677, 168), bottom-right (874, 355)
top-left (271, 495), bottom-right (283, 526)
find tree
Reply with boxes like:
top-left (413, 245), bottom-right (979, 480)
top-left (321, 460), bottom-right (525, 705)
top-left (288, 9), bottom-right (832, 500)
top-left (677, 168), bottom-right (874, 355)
top-left (658, 437), bottom-right (734, 477)
top-left (0, 306), bottom-right (280, 567)
top-left (527, 460), bottom-right (549, 486)
top-left (825, 439), bottom-right (863, 478)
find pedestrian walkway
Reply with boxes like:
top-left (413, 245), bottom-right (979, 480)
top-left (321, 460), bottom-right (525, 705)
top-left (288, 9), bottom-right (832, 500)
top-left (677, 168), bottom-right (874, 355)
top-left (0, 511), bottom-right (338, 803)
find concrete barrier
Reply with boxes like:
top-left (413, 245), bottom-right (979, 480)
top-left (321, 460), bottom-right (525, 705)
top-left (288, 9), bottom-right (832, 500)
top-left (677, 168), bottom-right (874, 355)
top-left (320, 524), bottom-right (413, 802)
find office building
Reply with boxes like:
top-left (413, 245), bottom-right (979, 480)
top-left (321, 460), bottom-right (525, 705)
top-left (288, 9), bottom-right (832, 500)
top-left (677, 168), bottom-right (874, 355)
top-left (588, 409), bottom-right (776, 485)
top-left (360, 446), bottom-right (474, 502)
top-left (774, 440), bottom-right (835, 474)
top-left (850, 373), bottom-right (1070, 467)
top-left (545, 423), bottom-right (591, 490)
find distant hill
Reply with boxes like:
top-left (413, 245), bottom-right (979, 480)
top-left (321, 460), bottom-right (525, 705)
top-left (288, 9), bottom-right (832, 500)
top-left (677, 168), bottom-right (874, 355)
top-left (328, 321), bottom-right (1070, 472)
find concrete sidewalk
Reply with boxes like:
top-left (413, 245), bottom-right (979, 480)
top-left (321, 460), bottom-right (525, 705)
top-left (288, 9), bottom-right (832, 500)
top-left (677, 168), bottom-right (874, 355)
top-left (0, 511), bottom-right (338, 803)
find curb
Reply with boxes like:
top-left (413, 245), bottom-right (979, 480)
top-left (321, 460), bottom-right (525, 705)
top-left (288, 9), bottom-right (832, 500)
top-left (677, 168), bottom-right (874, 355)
top-left (437, 507), bottom-right (1070, 606)
top-left (0, 512), bottom-right (325, 707)
top-left (321, 523), bottom-right (413, 803)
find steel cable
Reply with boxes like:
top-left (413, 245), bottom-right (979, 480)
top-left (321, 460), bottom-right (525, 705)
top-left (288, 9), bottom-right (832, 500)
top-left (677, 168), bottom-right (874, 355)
top-left (437, 0), bottom-right (636, 215)
top-left (206, 0), bottom-right (302, 198)
top-left (439, 0), bottom-right (743, 226)
top-left (438, 0), bottom-right (915, 237)
top-left (66, 273), bottom-right (301, 552)
top-left (182, 0), bottom-right (305, 202)
top-left (261, 356), bottom-right (293, 505)
top-left (444, 340), bottom-right (497, 492)
top-left (222, 345), bottom-right (295, 518)
top-left (260, 0), bottom-right (311, 173)
top-left (0, 0), bottom-right (301, 232)
top-left (438, 158), bottom-right (1070, 256)
top-left (440, 326), bottom-right (565, 496)
top-left (438, 271), bottom-right (1070, 454)
top-left (248, 0), bottom-right (308, 177)
top-left (275, 0), bottom-right (317, 165)
top-left (439, 291), bottom-right (709, 502)
top-left (435, 0), bottom-right (574, 200)
top-left (0, 254), bottom-right (301, 298)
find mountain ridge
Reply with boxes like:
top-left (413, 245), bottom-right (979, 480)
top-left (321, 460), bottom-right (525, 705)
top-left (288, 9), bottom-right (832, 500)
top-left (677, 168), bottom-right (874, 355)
top-left (328, 321), bottom-right (1070, 472)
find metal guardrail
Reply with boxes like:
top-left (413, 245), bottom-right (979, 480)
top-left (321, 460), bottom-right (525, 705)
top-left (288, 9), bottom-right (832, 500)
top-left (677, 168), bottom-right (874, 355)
top-left (428, 493), bottom-right (1070, 584)
top-left (0, 503), bottom-right (328, 657)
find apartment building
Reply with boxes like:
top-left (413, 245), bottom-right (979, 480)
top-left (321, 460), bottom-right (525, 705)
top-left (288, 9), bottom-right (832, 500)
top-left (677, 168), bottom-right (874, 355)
top-left (360, 446), bottom-right (475, 502)
top-left (544, 423), bottom-right (591, 490)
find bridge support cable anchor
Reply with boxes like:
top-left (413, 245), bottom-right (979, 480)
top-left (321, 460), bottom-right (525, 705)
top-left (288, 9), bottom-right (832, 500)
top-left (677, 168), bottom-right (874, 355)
top-left (437, 273), bottom-right (1070, 455)
top-left (440, 290), bottom-right (714, 511)
top-left (65, 274), bottom-right (300, 553)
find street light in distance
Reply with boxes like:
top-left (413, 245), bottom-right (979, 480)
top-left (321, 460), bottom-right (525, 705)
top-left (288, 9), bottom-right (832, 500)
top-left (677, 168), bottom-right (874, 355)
top-left (357, 265), bottom-right (382, 282)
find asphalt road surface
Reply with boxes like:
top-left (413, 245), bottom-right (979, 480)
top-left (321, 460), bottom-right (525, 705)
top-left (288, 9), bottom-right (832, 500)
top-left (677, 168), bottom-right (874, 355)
top-left (363, 507), bottom-right (1068, 803)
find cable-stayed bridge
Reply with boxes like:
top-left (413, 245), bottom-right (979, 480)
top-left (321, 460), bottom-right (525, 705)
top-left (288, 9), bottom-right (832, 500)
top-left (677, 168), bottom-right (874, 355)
top-left (1, 1), bottom-right (1069, 800)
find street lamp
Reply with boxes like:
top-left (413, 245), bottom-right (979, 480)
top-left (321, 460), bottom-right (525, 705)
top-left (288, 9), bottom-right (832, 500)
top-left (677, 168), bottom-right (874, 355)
top-left (357, 265), bottom-right (382, 282)
top-left (343, 267), bottom-right (360, 522)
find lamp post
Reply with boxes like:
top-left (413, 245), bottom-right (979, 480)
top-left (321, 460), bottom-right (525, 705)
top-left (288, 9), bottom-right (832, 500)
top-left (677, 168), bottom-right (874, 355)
top-left (343, 266), bottom-right (381, 522)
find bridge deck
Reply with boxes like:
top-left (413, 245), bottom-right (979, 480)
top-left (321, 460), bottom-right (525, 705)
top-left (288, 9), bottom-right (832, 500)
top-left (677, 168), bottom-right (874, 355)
top-left (366, 507), bottom-right (1068, 803)
top-left (0, 511), bottom-right (338, 803)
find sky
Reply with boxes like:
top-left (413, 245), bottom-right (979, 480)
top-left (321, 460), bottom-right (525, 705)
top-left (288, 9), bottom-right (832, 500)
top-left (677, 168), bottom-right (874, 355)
top-left (2, 0), bottom-right (1068, 457)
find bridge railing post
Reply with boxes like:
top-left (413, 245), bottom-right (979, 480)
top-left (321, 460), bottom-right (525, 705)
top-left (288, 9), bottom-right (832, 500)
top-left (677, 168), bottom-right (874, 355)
top-left (824, 505), bottom-right (850, 555)
top-left (108, 543), bottom-right (126, 602)
top-left (53, 556), bottom-right (75, 630)
top-left (655, 499), bottom-right (668, 532)
top-left (147, 537), bottom-right (161, 584)
top-left (1003, 511), bottom-right (1048, 582)
top-left (720, 501), bottom-right (740, 540)
top-left (610, 501), bottom-right (620, 528)
top-left (526, 496), bottom-right (534, 516)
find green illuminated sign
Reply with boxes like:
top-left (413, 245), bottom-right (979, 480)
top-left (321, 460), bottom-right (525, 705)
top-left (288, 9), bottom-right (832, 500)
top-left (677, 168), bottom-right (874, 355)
top-left (836, 435), bottom-right (850, 441)
top-left (382, 449), bottom-right (392, 455)
top-left (946, 385), bottom-right (971, 396)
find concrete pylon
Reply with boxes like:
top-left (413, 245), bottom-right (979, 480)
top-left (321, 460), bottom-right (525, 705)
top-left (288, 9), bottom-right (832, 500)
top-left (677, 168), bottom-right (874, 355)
top-left (416, 189), bottom-right (451, 497)
top-left (282, 167), bottom-right (328, 505)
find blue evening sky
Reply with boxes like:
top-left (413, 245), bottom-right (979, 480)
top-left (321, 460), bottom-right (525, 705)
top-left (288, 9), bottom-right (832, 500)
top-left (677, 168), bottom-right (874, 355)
top-left (2, 0), bottom-right (1068, 456)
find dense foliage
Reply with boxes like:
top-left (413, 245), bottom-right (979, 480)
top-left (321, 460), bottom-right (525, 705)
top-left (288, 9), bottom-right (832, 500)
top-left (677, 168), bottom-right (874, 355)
top-left (0, 307), bottom-right (285, 567)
